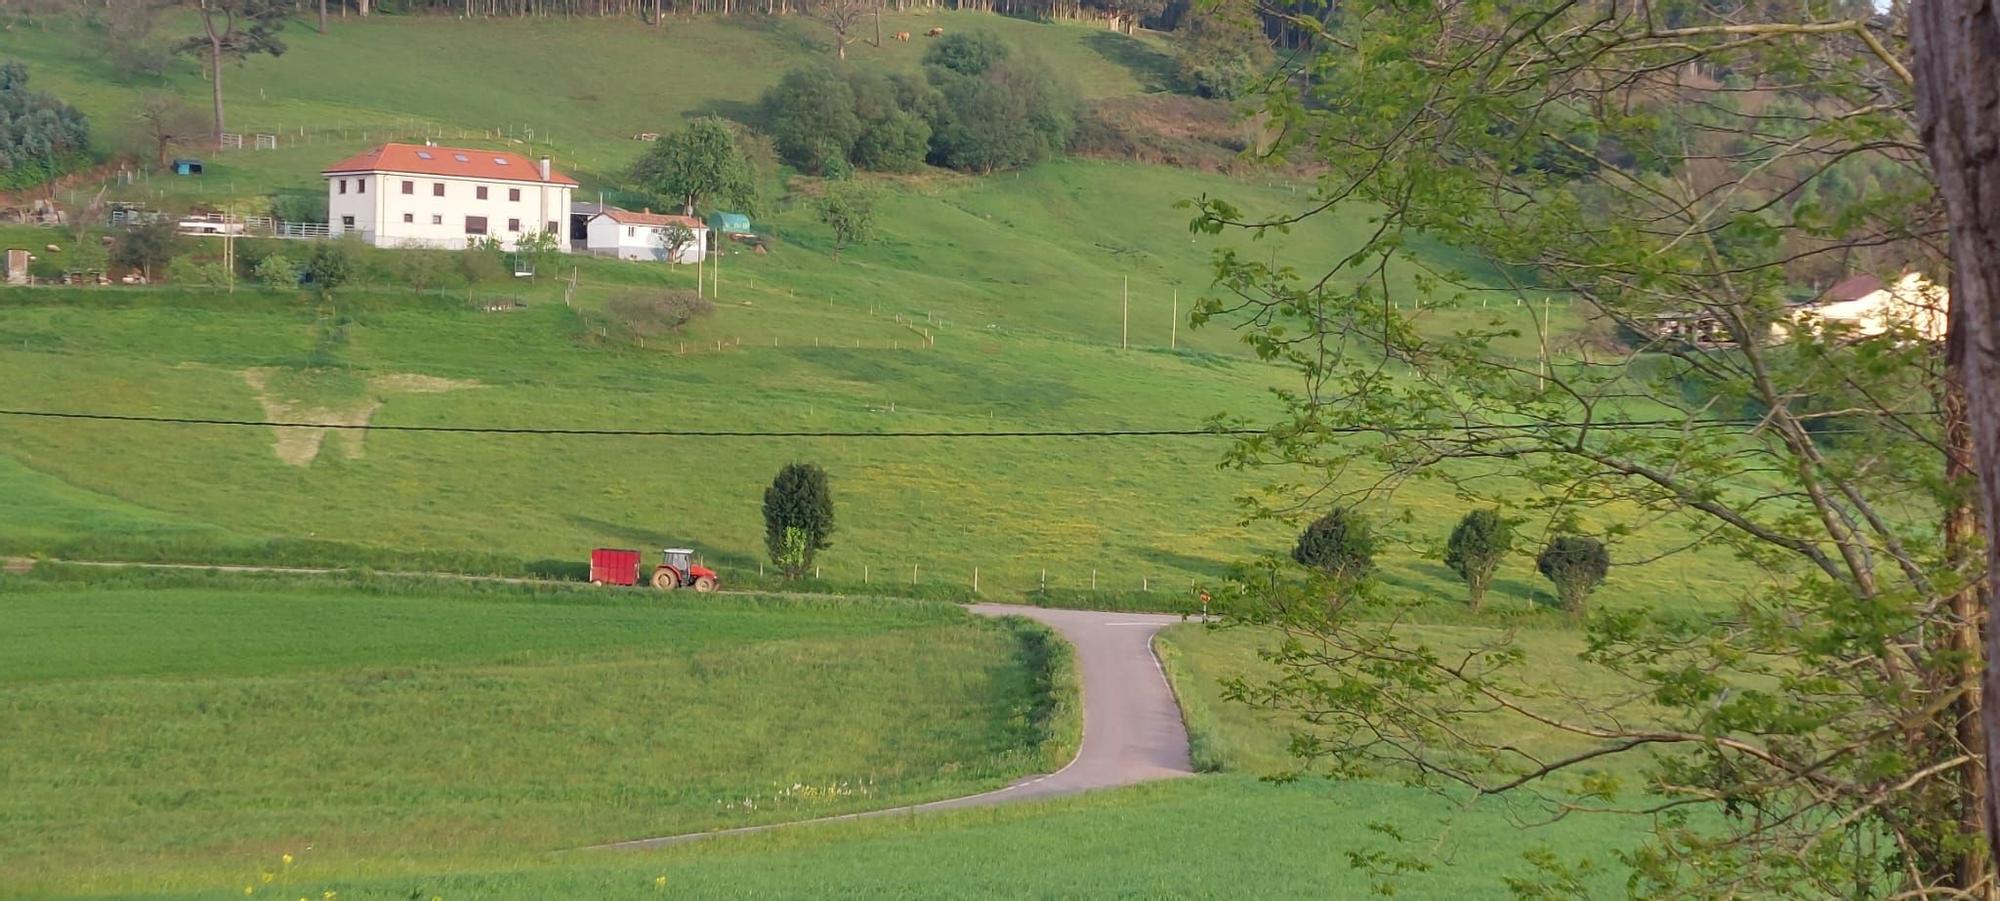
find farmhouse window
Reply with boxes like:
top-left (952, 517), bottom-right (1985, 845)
top-left (401, 180), bottom-right (414, 195)
top-left (508, 188), bottom-right (521, 202)
top-left (341, 216), bottom-right (355, 227)
top-left (356, 179), bottom-right (366, 194)
top-left (432, 214), bottom-right (443, 225)
top-left (476, 186), bottom-right (489, 200)
top-left (627, 226), bottom-right (636, 237)
top-left (546, 221), bottom-right (558, 233)
top-left (338, 179), bottom-right (347, 195)
top-left (432, 182), bottom-right (445, 197)
top-left (465, 216), bottom-right (488, 236)
top-left (507, 218), bottom-right (521, 232)
top-left (402, 213), bottom-right (414, 223)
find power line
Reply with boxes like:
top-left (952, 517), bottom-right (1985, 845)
top-left (0, 408), bottom-right (1903, 439)
top-left (0, 409), bottom-right (1258, 438)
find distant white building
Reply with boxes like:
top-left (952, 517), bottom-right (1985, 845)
top-left (584, 208), bottom-right (708, 263)
top-left (322, 142), bottom-right (576, 252)
top-left (1776, 272), bottom-right (1948, 343)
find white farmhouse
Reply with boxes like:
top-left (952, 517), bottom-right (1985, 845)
top-left (1775, 272), bottom-right (1949, 344)
top-left (322, 142), bottom-right (576, 251)
top-left (584, 208), bottom-right (708, 263)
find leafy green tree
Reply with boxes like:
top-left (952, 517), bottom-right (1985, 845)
top-left (1290, 507), bottom-right (1373, 585)
top-left (1170, 0), bottom-right (1271, 99)
top-left (763, 463), bottom-right (834, 578)
top-left (853, 109), bottom-right (930, 173)
top-left (762, 67), bottom-right (862, 175)
top-left (1192, 0), bottom-right (1992, 893)
top-left (814, 182), bottom-right (876, 260)
top-left (629, 116), bottom-right (758, 216)
top-left (394, 246), bottom-right (450, 292)
top-left (514, 229), bottom-right (561, 280)
top-left (0, 62), bottom-right (90, 192)
top-left (1533, 534), bottom-right (1606, 616)
top-left (1443, 509), bottom-right (1512, 610)
top-left (456, 244), bottom-right (503, 295)
top-left (252, 253), bottom-right (297, 290)
top-left (923, 40), bottom-right (1075, 173)
top-left (175, 0), bottom-right (287, 143)
top-left (110, 220), bottom-right (182, 281)
top-left (304, 240), bottom-right (351, 298)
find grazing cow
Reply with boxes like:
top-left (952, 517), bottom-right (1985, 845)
top-left (893, 30), bottom-right (910, 41)
top-left (926, 26), bottom-right (943, 36)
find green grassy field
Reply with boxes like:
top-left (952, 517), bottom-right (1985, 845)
top-left (0, 571), bottom-right (1076, 896)
top-left (95, 777), bottom-right (1637, 900)
top-left (5, 573), bottom-right (1640, 900)
top-left (0, 7), bottom-right (1755, 613)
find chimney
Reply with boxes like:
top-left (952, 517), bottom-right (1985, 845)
top-left (644, 207), bottom-right (651, 215)
top-left (539, 157), bottom-right (551, 181)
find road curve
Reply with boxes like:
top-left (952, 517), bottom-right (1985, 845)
top-left (589, 603), bottom-right (1195, 851)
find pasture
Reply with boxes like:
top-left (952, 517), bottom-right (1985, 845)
top-left (0, 571), bottom-right (1076, 895)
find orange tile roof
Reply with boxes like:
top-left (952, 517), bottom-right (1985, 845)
top-left (321, 143), bottom-right (578, 186)
top-left (597, 208), bottom-right (704, 229)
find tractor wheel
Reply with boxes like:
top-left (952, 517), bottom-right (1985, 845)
top-left (651, 567), bottom-right (680, 590)
top-left (693, 576), bottom-right (717, 593)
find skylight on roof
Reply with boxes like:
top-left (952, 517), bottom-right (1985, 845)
top-left (415, 151), bottom-right (433, 160)
top-left (494, 157), bottom-right (508, 165)
top-left (452, 153), bottom-right (469, 162)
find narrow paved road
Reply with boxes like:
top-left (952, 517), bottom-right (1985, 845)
top-left (591, 604), bottom-right (1195, 850)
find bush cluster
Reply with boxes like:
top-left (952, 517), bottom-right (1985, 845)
top-left (761, 32), bottom-right (1075, 176)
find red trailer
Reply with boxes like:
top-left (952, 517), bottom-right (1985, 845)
top-left (588, 548), bottom-right (642, 586)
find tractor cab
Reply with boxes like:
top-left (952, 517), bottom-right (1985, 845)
top-left (651, 547), bottom-right (719, 592)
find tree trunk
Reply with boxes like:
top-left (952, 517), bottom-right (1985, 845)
top-left (319, 0), bottom-right (327, 32)
top-left (1912, 0), bottom-right (2000, 881)
top-left (207, 37), bottom-right (225, 143)
top-left (873, 3), bottom-right (880, 46)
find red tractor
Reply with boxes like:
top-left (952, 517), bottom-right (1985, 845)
top-left (651, 547), bottom-right (719, 592)
top-left (588, 547), bottom-right (719, 593)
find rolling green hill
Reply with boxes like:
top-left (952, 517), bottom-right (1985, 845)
top-left (0, 11), bottom-right (1753, 612)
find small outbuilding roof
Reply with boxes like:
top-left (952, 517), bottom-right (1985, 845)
top-left (322, 142), bottom-right (578, 186)
top-left (595, 208), bottom-right (704, 229)
top-left (708, 212), bottom-right (752, 233)
top-left (1820, 274), bottom-right (1886, 304)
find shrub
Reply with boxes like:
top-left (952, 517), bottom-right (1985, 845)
top-left (304, 240), bottom-right (353, 297)
top-left (165, 255), bottom-right (228, 287)
top-left (1536, 534), bottom-right (1609, 615)
top-left (763, 463), bottom-right (835, 579)
top-left (606, 290), bottom-right (713, 337)
top-left (252, 253), bottom-right (298, 290)
top-left (1292, 507), bottom-right (1374, 584)
top-left (1444, 508), bottom-right (1513, 609)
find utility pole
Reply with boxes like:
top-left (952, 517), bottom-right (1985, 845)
top-left (1122, 276), bottom-right (1129, 349)
top-left (1538, 296), bottom-right (1551, 392)
top-left (1170, 288), bottom-right (1178, 350)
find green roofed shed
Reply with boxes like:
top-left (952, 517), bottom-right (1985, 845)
top-left (708, 212), bottom-right (751, 235)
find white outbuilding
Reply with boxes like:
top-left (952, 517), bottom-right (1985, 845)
top-left (584, 208), bottom-right (708, 263)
